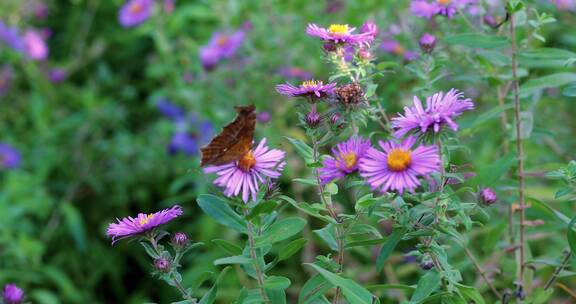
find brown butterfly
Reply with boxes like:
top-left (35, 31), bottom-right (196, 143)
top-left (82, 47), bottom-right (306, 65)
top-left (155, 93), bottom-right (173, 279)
top-left (200, 104), bottom-right (256, 167)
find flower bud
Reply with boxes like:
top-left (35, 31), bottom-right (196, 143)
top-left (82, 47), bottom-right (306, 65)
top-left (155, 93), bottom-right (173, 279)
top-left (2, 284), bottom-right (24, 304)
top-left (323, 42), bottom-right (337, 53)
top-left (419, 255), bottom-right (434, 270)
top-left (329, 112), bottom-right (341, 125)
top-left (305, 106), bottom-right (321, 129)
top-left (419, 33), bottom-right (436, 54)
top-left (171, 232), bottom-right (189, 248)
top-left (154, 257), bottom-right (171, 273)
top-left (480, 188), bottom-right (497, 205)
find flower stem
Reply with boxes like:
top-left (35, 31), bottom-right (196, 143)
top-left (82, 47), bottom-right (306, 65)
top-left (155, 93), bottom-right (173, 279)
top-left (463, 246), bottom-right (501, 298)
top-left (244, 211), bottom-right (270, 303)
top-left (544, 250), bottom-right (572, 290)
top-left (311, 135), bottom-right (344, 304)
top-left (509, 11), bottom-right (527, 292)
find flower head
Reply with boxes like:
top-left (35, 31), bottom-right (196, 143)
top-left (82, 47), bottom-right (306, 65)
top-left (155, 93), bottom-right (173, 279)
top-left (200, 30), bottom-right (245, 70)
top-left (0, 21), bottom-right (24, 51)
top-left (306, 23), bottom-right (374, 46)
top-left (319, 137), bottom-right (372, 185)
top-left (359, 136), bottom-right (440, 194)
top-left (2, 284), bottom-right (24, 304)
top-left (0, 143), bottom-right (21, 170)
top-left (275, 80), bottom-right (336, 101)
top-left (204, 138), bottom-right (286, 203)
top-left (480, 188), bottom-right (497, 205)
top-left (392, 89), bottom-right (474, 138)
top-left (552, 0), bottom-right (576, 11)
top-left (22, 30), bottom-right (48, 60)
top-left (419, 33), bottom-right (437, 53)
top-left (157, 98), bottom-right (186, 121)
top-left (119, 0), bottom-right (153, 27)
top-left (304, 105), bottom-right (322, 128)
top-left (106, 205), bottom-right (183, 244)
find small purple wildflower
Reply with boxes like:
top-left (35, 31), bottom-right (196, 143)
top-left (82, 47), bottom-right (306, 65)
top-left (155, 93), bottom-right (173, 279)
top-left (106, 205), bottom-right (183, 244)
top-left (306, 23), bottom-right (375, 46)
top-left (257, 111), bottom-right (271, 124)
top-left (2, 284), bottom-right (24, 304)
top-left (480, 188), bottom-right (497, 205)
top-left (118, 0), bottom-right (153, 28)
top-left (411, 0), bottom-right (475, 19)
top-left (419, 33), bottom-right (436, 53)
top-left (0, 21), bottom-right (24, 52)
top-left (23, 30), bottom-right (48, 60)
top-left (275, 80), bottom-right (337, 101)
top-left (359, 136), bottom-right (440, 194)
top-left (552, 0), bottom-right (576, 10)
top-left (392, 89), bottom-right (474, 138)
top-left (319, 137), bottom-right (371, 185)
top-left (156, 98), bottom-right (186, 121)
top-left (199, 30), bottom-right (245, 71)
top-left (204, 138), bottom-right (286, 203)
top-left (48, 68), bottom-right (67, 84)
top-left (0, 143), bottom-right (21, 170)
top-left (278, 67), bottom-right (313, 81)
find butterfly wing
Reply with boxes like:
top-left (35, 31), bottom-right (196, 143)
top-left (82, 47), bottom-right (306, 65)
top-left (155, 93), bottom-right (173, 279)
top-left (200, 105), bottom-right (256, 166)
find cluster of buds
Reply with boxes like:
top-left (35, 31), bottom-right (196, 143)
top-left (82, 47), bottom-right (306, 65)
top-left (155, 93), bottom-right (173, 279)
top-left (336, 83), bottom-right (364, 106)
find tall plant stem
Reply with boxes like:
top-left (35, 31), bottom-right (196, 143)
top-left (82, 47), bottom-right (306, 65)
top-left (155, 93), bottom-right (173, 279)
top-left (311, 135), bottom-right (344, 304)
top-left (463, 247), bottom-right (502, 298)
top-left (244, 211), bottom-right (270, 304)
top-left (544, 250), bottom-right (572, 290)
top-left (509, 11), bottom-right (527, 289)
top-left (149, 236), bottom-right (196, 303)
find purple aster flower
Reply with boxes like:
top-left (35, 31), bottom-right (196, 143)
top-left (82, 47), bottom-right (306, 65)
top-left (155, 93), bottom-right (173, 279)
top-left (411, 0), bottom-right (474, 19)
top-left (419, 33), bottom-right (437, 53)
top-left (319, 137), bottom-right (371, 185)
top-left (118, 0), bottom-right (153, 28)
top-left (199, 30), bottom-right (245, 71)
top-left (204, 138), bottom-right (286, 203)
top-left (0, 143), bottom-right (21, 170)
top-left (359, 21), bottom-right (378, 45)
top-left (2, 284), bottom-right (24, 304)
top-left (106, 205), bottom-right (183, 244)
top-left (381, 39), bottom-right (404, 55)
top-left (257, 111), bottom-right (271, 123)
top-left (169, 131), bottom-right (200, 155)
top-left (0, 21), bottom-right (24, 51)
top-left (410, 0), bottom-right (441, 19)
top-left (392, 89), bottom-right (474, 138)
top-left (23, 30), bottom-right (48, 60)
top-left (359, 136), bottom-right (440, 194)
top-left (0, 65), bottom-right (13, 96)
top-left (278, 67), bottom-right (313, 81)
top-left (480, 188), bottom-right (497, 205)
top-left (552, 0), bottom-right (576, 10)
top-left (48, 68), bottom-right (67, 83)
top-left (306, 23), bottom-right (374, 46)
top-left (275, 80), bottom-right (337, 101)
top-left (156, 98), bottom-right (185, 121)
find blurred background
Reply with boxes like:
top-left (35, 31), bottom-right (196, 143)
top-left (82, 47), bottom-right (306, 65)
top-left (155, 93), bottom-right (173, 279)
top-left (1, 0), bottom-right (575, 303)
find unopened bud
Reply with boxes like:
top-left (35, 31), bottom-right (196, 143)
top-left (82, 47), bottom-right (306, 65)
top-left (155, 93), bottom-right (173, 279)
top-left (154, 257), bottom-right (171, 273)
top-left (419, 33), bottom-right (436, 54)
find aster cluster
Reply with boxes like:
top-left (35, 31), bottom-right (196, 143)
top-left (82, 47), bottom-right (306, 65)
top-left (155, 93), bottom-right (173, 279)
top-left (156, 98), bottom-right (214, 156)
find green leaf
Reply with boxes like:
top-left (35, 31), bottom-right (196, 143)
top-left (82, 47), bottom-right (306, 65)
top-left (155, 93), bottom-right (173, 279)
top-left (306, 264), bottom-right (378, 304)
top-left (197, 194), bottom-right (247, 234)
top-left (467, 154), bottom-right (515, 187)
top-left (212, 239), bottom-right (242, 256)
top-left (61, 204), bottom-right (87, 251)
top-left (285, 137), bottom-right (314, 163)
top-left (527, 196), bottom-right (571, 224)
top-left (213, 255), bottom-right (251, 265)
top-left (278, 238), bottom-right (308, 261)
top-left (245, 201), bottom-right (278, 221)
top-left (198, 267), bottom-right (230, 304)
top-left (410, 270), bottom-right (441, 303)
top-left (521, 73), bottom-right (576, 96)
top-left (568, 216), bottom-right (576, 257)
top-left (313, 224), bottom-right (338, 251)
top-left (279, 195), bottom-right (336, 223)
top-left (376, 228), bottom-right (407, 271)
top-left (445, 33), bottom-right (509, 49)
top-left (264, 276), bottom-right (291, 290)
top-left (455, 283), bottom-right (485, 304)
top-left (563, 84), bottom-right (576, 97)
top-left (367, 284), bottom-right (416, 291)
top-left (298, 275), bottom-right (333, 304)
top-left (255, 217), bottom-right (306, 247)
top-left (519, 48), bottom-right (576, 68)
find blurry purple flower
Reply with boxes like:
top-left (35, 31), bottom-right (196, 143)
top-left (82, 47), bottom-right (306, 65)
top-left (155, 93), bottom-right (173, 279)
top-left (0, 21), bottom-right (24, 51)
top-left (419, 33), bottom-right (436, 53)
top-left (319, 137), bottom-right (371, 185)
top-left (358, 47), bottom-right (373, 61)
top-left (0, 65), bottom-right (14, 96)
top-left (2, 284), bottom-right (24, 304)
top-left (156, 98), bottom-right (185, 121)
top-left (381, 39), bottom-right (404, 55)
top-left (325, 0), bottom-right (345, 13)
top-left (204, 138), bottom-right (286, 203)
top-left (342, 44), bottom-right (355, 62)
top-left (278, 67), bottom-right (313, 81)
top-left (23, 30), bottom-right (48, 60)
top-left (359, 136), bottom-right (440, 194)
top-left (306, 23), bottom-right (374, 46)
top-left (34, 2), bottom-right (49, 20)
top-left (163, 0), bottom-right (175, 14)
top-left (480, 188), bottom-right (497, 205)
top-left (118, 0), bottom-right (153, 28)
top-left (257, 111), bottom-right (271, 123)
top-left (411, 0), bottom-right (441, 19)
top-left (48, 68), bottom-right (67, 83)
top-left (404, 50), bottom-right (420, 61)
top-left (0, 143), bottom-right (21, 170)
top-left (329, 112), bottom-right (341, 125)
top-left (241, 21), bottom-right (254, 31)
top-left (169, 131), bottom-right (199, 155)
top-left (304, 105), bottom-right (322, 129)
top-left (359, 21), bottom-right (378, 45)
top-left (199, 30), bottom-right (245, 71)
top-left (552, 0), bottom-right (576, 10)
top-left (411, 0), bottom-right (475, 19)
top-left (106, 205), bottom-right (183, 244)
top-left (483, 14), bottom-right (499, 28)
top-left (392, 89), bottom-right (474, 138)
top-left (275, 80), bottom-right (336, 101)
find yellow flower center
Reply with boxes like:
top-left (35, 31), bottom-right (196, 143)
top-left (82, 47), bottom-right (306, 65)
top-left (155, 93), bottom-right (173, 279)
top-left (139, 214), bottom-right (154, 226)
top-left (216, 36), bottom-right (229, 47)
top-left (437, 0), bottom-right (452, 5)
top-left (339, 152), bottom-right (357, 170)
top-left (301, 80), bottom-right (318, 89)
top-left (328, 24), bottom-right (349, 35)
top-left (238, 151), bottom-right (257, 172)
top-left (130, 3), bottom-right (143, 13)
top-left (387, 148), bottom-right (412, 172)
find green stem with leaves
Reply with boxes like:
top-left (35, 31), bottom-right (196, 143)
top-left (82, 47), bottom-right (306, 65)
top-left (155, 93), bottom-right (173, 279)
top-left (244, 210), bottom-right (270, 303)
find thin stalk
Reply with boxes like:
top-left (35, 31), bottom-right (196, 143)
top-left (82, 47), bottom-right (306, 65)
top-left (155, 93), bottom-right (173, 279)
top-left (509, 11), bottom-right (527, 289)
top-left (149, 236), bottom-right (196, 303)
top-left (544, 250), bottom-right (572, 290)
top-left (244, 211), bottom-right (270, 303)
top-left (463, 247), bottom-right (502, 298)
top-left (311, 135), bottom-right (344, 304)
